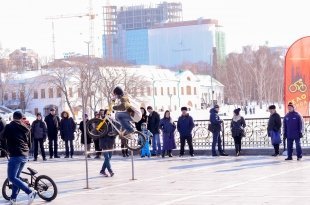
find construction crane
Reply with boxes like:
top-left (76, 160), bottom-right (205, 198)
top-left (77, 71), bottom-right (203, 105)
top-left (46, 0), bottom-right (96, 60)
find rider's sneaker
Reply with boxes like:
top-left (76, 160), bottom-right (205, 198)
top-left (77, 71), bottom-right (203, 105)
top-left (28, 190), bottom-right (37, 205)
top-left (122, 130), bottom-right (135, 139)
top-left (10, 199), bottom-right (17, 205)
top-left (100, 170), bottom-right (109, 177)
top-left (108, 130), bottom-right (118, 136)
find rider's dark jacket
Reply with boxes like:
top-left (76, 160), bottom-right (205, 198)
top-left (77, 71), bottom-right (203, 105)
top-left (2, 120), bottom-right (31, 157)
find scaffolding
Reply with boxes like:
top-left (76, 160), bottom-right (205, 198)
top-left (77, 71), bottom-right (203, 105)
top-left (103, 6), bottom-right (117, 60)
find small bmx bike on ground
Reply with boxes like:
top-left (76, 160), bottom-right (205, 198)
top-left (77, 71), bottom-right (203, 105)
top-left (86, 103), bottom-right (146, 151)
top-left (1, 149), bottom-right (58, 202)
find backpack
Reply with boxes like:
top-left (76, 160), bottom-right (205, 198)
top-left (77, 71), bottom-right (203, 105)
top-left (231, 119), bottom-right (245, 137)
top-left (127, 95), bottom-right (142, 123)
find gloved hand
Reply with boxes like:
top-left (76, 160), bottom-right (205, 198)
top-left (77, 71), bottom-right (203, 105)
top-left (299, 133), bottom-right (304, 138)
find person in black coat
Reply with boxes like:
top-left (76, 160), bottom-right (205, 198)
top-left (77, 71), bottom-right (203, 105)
top-left (147, 106), bottom-right (161, 156)
top-left (60, 111), bottom-right (76, 158)
top-left (79, 114), bottom-right (92, 158)
top-left (135, 107), bottom-right (147, 131)
top-left (267, 105), bottom-right (282, 156)
top-left (210, 105), bottom-right (228, 156)
top-left (0, 115), bottom-right (6, 157)
top-left (31, 113), bottom-right (47, 161)
top-left (99, 133), bottom-right (116, 177)
top-left (1, 111), bottom-right (37, 203)
top-left (177, 107), bottom-right (195, 157)
top-left (230, 108), bottom-right (246, 156)
top-left (44, 108), bottom-right (60, 159)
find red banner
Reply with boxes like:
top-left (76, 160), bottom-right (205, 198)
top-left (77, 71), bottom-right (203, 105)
top-left (284, 36), bottom-right (310, 116)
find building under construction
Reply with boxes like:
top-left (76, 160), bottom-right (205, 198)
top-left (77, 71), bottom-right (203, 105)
top-left (102, 2), bottom-right (226, 68)
top-left (103, 2), bottom-right (183, 61)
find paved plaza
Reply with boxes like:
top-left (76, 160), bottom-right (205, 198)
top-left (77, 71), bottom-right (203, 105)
top-left (1, 154), bottom-right (310, 205)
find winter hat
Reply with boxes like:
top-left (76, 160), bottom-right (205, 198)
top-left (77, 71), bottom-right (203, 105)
top-left (288, 102), bottom-right (294, 108)
top-left (50, 107), bottom-right (56, 111)
top-left (233, 108), bottom-right (241, 115)
top-left (268, 105), bottom-right (276, 110)
top-left (36, 112), bottom-right (42, 117)
top-left (84, 114), bottom-right (88, 118)
top-left (147, 106), bottom-right (153, 110)
top-left (113, 86), bottom-right (124, 96)
top-left (181, 107), bottom-right (188, 111)
top-left (13, 111), bottom-right (23, 120)
top-left (214, 104), bottom-right (220, 109)
top-left (94, 111), bottom-right (99, 116)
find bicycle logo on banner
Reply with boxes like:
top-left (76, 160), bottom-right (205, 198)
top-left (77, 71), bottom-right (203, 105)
top-left (289, 79), bottom-right (307, 93)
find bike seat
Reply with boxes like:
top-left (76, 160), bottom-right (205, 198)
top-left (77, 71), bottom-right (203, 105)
top-left (27, 167), bottom-right (38, 175)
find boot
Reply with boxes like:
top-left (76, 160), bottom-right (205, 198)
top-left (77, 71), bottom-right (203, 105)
top-left (122, 149), bottom-right (126, 157)
top-left (235, 144), bottom-right (240, 156)
top-left (162, 151), bottom-right (165, 158)
top-left (125, 149), bottom-right (129, 157)
top-left (168, 150), bottom-right (173, 157)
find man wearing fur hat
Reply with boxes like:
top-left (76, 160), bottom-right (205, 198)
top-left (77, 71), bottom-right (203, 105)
top-left (267, 105), bottom-right (282, 156)
top-left (283, 102), bottom-right (304, 160)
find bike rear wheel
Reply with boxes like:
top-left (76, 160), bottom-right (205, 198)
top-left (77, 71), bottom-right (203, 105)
top-left (123, 131), bottom-right (146, 151)
top-left (1, 178), bottom-right (12, 201)
top-left (86, 118), bottom-right (109, 140)
top-left (34, 175), bottom-right (57, 201)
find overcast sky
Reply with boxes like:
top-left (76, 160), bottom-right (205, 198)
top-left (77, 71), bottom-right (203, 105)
top-left (0, 0), bottom-right (309, 58)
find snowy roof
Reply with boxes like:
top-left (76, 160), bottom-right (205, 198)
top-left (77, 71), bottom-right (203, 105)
top-left (196, 74), bottom-right (224, 87)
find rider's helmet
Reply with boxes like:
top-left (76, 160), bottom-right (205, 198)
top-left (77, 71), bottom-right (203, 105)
top-left (113, 86), bottom-right (124, 97)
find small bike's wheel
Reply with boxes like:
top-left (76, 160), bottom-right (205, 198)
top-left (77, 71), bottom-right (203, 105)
top-left (86, 118), bottom-right (108, 140)
top-left (2, 178), bottom-right (12, 201)
top-left (34, 175), bottom-right (58, 201)
top-left (123, 131), bottom-right (146, 151)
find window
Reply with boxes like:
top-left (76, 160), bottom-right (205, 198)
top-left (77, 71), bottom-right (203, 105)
top-left (154, 87), bottom-right (157, 96)
top-left (133, 88), bottom-right (137, 97)
top-left (41, 89), bottom-right (45, 99)
top-left (48, 88), bottom-right (53, 98)
top-left (173, 87), bottom-right (176, 95)
top-left (186, 86), bottom-right (192, 95)
top-left (181, 87), bottom-right (184, 95)
top-left (187, 77), bottom-right (191, 81)
top-left (34, 108), bottom-right (38, 115)
top-left (167, 87), bottom-right (170, 95)
top-left (147, 87), bottom-right (151, 96)
top-left (20, 91), bottom-right (25, 102)
top-left (4, 93), bottom-right (8, 101)
top-left (33, 90), bottom-right (38, 99)
top-left (12, 92), bottom-right (17, 100)
top-left (161, 87), bottom-right (164, 95)
top-left (57, 88), bottom-right (62, 98)
top-left (78, 88), bottom-right (81, 98)
top-left (194, 87), bottom-right (197, 95)
top-left (69, 87), bottom-right (73, 98)
top-left (140, 87), bottom-right (145, 96)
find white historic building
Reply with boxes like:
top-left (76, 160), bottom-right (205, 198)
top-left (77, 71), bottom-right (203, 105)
top-left (1, 65), bottom-right (224, 118)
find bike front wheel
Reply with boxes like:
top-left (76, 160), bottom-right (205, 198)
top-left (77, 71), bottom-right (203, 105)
top-left (34, 175), bottom-right (58, 201)
top-left (1, 178), bottom-right (12, 201)
top-left (86, 118), bottom-right (109, 140)
top-left (123, 131), bottom-right (146, 151)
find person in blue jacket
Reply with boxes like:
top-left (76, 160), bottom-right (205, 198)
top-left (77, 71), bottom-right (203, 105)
top-left (210, 105), bottom-right (228, 156)
top-left (283, 102), bottom-right (304, 161)
top-left (177, 107), bottom-right (195, 157)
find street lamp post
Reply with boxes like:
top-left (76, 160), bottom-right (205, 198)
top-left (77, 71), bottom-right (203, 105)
top-left (82, 41), bottom-right (91, 189)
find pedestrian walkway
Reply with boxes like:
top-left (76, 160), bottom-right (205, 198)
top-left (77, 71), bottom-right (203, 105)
top-left (1, 155), bottom-right (310, 204)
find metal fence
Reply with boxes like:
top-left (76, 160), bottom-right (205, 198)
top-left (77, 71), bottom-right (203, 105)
top-left (44, 116), bottom-right (310, 152)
